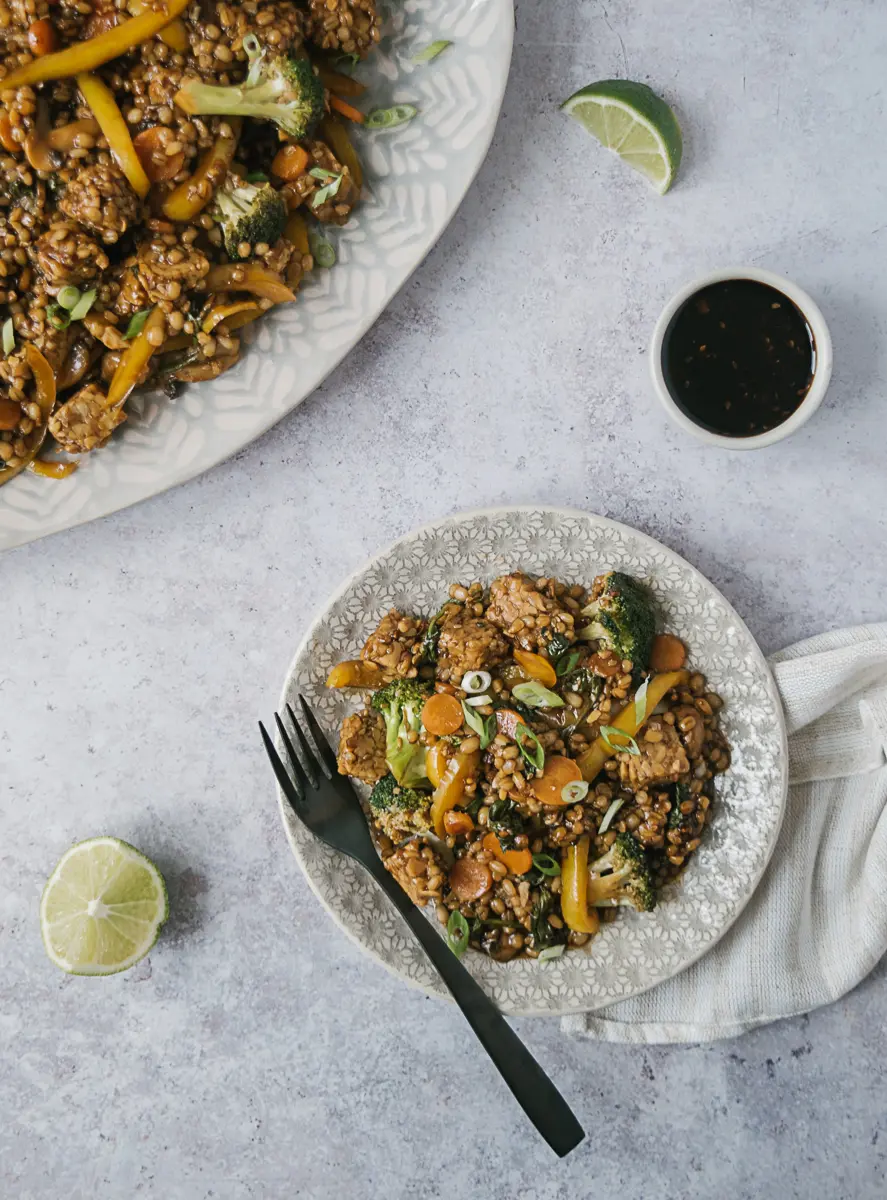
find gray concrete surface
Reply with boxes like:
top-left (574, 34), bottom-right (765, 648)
top-left (3, 2), bottom-right (887, 1197)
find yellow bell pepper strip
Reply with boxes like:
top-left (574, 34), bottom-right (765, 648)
top-left (221, 308), bottom-right (262, 332)
top-left (28, 458), bottom-right (78, 479)
top-left (313, 64), bottom-right (366, 97)
top-left (561, 836), bottom-right (600, 935)
top-left (0, 344), bottom-right (55, 488)
top-left (1, 0), bottom-right (190, 90)
top-left (513, 648), bottom-right (558, 687)
top-left (425, 742), bottom-right (451, 789)
top-left (202, 263), bottom-right (296, 304)
top-left (201, 301), bottom-right (261, 335)
top-left (159, 333), bottom-right (193, 354)
top-left (577, 669), bottom-right (690, 782)
top-left (161, 118), bottom-right (241, 221)
top-left (77, 73), bottom-right (150, 199)
top-left (325, 659), bottom-right (386, 688)
top-left (284, 211), bottom-right (310, 256)
top-left (430, 749), bottom-right (480, 837)
top-left (320, 114), bottom-right (363, 190)
top-left (107, 307), bottom-right (165, 410)
top-left (129, 0), bottom-right (188, 52)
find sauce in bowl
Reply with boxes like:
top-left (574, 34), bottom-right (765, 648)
top-left (661, 279), bottom-right (816, 438)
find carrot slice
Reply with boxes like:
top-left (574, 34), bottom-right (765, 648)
top-left (422, 692), bottom-right (463, 736)
top-left (532, 756), bottom-right (582, 807)
top-left (649, 634), bottom-right (687, 673)
top-left (482, 833), bottom-right (533, 877)
top-left (449, 857), bottom-right (492, 902)
top-left (443, 810), bottom-right (474, 837)
top-left (271, 143), bottom-right (310, 181)
top-left (329, 95), bottom-right (366, 124)
top-left (513, 649), bottom-right (557, 687)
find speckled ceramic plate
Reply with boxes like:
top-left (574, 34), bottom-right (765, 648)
top-left (0, 0), bottom-right (514, 552)
top-left (277, 507), bottom-right (788, 1017)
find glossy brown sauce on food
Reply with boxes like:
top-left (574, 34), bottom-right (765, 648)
top-left (662, 279), bottom-right (816, 437)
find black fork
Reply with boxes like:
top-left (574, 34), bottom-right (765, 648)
top-left (260, 696), bottom-right (585, 1158)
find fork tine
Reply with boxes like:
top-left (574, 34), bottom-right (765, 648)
top-left (275, 710), bottom-right (318, 791)
top-left (283, 704), bottom-right (320, 790)
top-left (295, 695), bottom-right (336, 780)
top-left (259, 721), bottom-right (304, 816)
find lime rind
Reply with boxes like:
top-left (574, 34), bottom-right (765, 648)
top-left (40, 837), bottom-right (169, 976)
top-left (561, 79), bottom-right (682, 194)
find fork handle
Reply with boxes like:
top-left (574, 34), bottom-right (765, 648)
top-left (366, 859), bottom-right (585, 1157)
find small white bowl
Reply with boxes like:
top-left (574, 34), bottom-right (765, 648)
top-left (649, 267), bottom-right (833, 449)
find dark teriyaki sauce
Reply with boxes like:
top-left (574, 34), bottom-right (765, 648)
top-left (662, 279), bottom-right (816, 437)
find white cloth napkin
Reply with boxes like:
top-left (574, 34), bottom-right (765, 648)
top-left (561, 624), bottom-right (887, 1044)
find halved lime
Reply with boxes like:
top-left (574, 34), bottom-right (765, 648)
top-left (562, 80), bottom-right (682, 194)
top-left (40, 837), bottom-right (168, 976)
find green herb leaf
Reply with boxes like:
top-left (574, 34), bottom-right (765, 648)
top-left (532, 853), bottom-right (561, 877)
top-left (307, 230), bottom-right (336, 268)
top-left (419, 599), bottom-right (460, 665)
top-left (599, 726), bottom-right (641, 756)
top-left (512, 680), bottom-right (564, 709)
top-left (411, 39), bottom-right (451, 63)
top-left (57, 285), bottom-right (81, 311)
top-left (46, 304), bottom-right (71, 331)
top-left (309, 166), bottom-right (337, 181)
top-left (67, 288), bottom-right (96, 321)
top-left (555, 649), bottom-right (582, 678)
top-left (633, 675), bottom-right (651, 726)
top-left (335, 51), bottom-right (361, 69)
top-left (482, 714), bottom-right (497, 750)
top-left (537, 944), bottom-right (565, 962)
top-left (2, 317), bottom-right (14, 356)
top-left (560, 780), bottom-right (589, 805)
top-left (366, 104), bottom-right (418, 130)
top-left (598, 797), bottom-right (625, 835)
top-left (514, 723), bottom-right (545, 773)
top-left (446, 909), bottom-right (470, 958)
top-left (124, 308), bottom-right (153, 340)
top-left (245, 171), bottom-right (269, 183)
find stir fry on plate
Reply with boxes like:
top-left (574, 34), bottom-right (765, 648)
top-left (328, 571), bottom-right (731, 962)
top-left (0, 0), bottom-right (378, 485)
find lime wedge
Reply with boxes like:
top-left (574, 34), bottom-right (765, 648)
top-left (40, 837), bottom-right (168, 975)
top-left (562, 80), bottom-right (682, 194)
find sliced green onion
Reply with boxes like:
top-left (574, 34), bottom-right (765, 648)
top-left (463, 693), bottom-right (493, 707)
top-left (598, 798), bottom-right (625, 835)
top-left (537, 944), bottom-right (565, 962)
top-left (2, 317), bottom-right (14, 355)
top-left (512, 681), bottom-right (564, 709)
top-left (308, 231), bottom-right (336, 268)
top-left (125, 308), bottom-right (153, 340)
top-left (245, 171), bottom-right (269, 183)
top-left (46, 304), bottom-right (71, 331)
top-left (514, 723), bottom-right (545, 773)
top-left (561, 780), bottom-right (589, 805)
top-left (412, 39), bottom-right (451, 63)
top-left (633, 676), bottom-right (651, 726)
top-left (311, 171), bottom-right (343, 208)
top-left (460, 669), bottom-right (491, 694)
top-left (57, 285), bottom-right (81, 311)
top-left (447, 909), bottom-right (470, 958)
top-left (556, 649), bottom-right (582, 678)
top-left (309, 166), bottom-right (337, 181)
top-left (366, 104), bottom-right (418, 130)
top-left (532, 853), bottom-right (561, 877)
top-left (599, 726), bottom-right (641, 756)
top-left (461, 700), bottom-right (486, 741)
top-left (67, 288), bottom-right (96, 321)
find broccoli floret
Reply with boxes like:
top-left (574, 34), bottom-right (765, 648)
top-left (578, 571), bottom-right (655, 675)
top-left (586, 832), bottom-right (656, 912)
top-left (368, 773), bottom-right (433, 841)
top-left (210, 175), bottom-right (286, 259)
top-left (175, 35), bottom-right (325, 140)
top-left (370, 679), bottom-right (432, 788)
